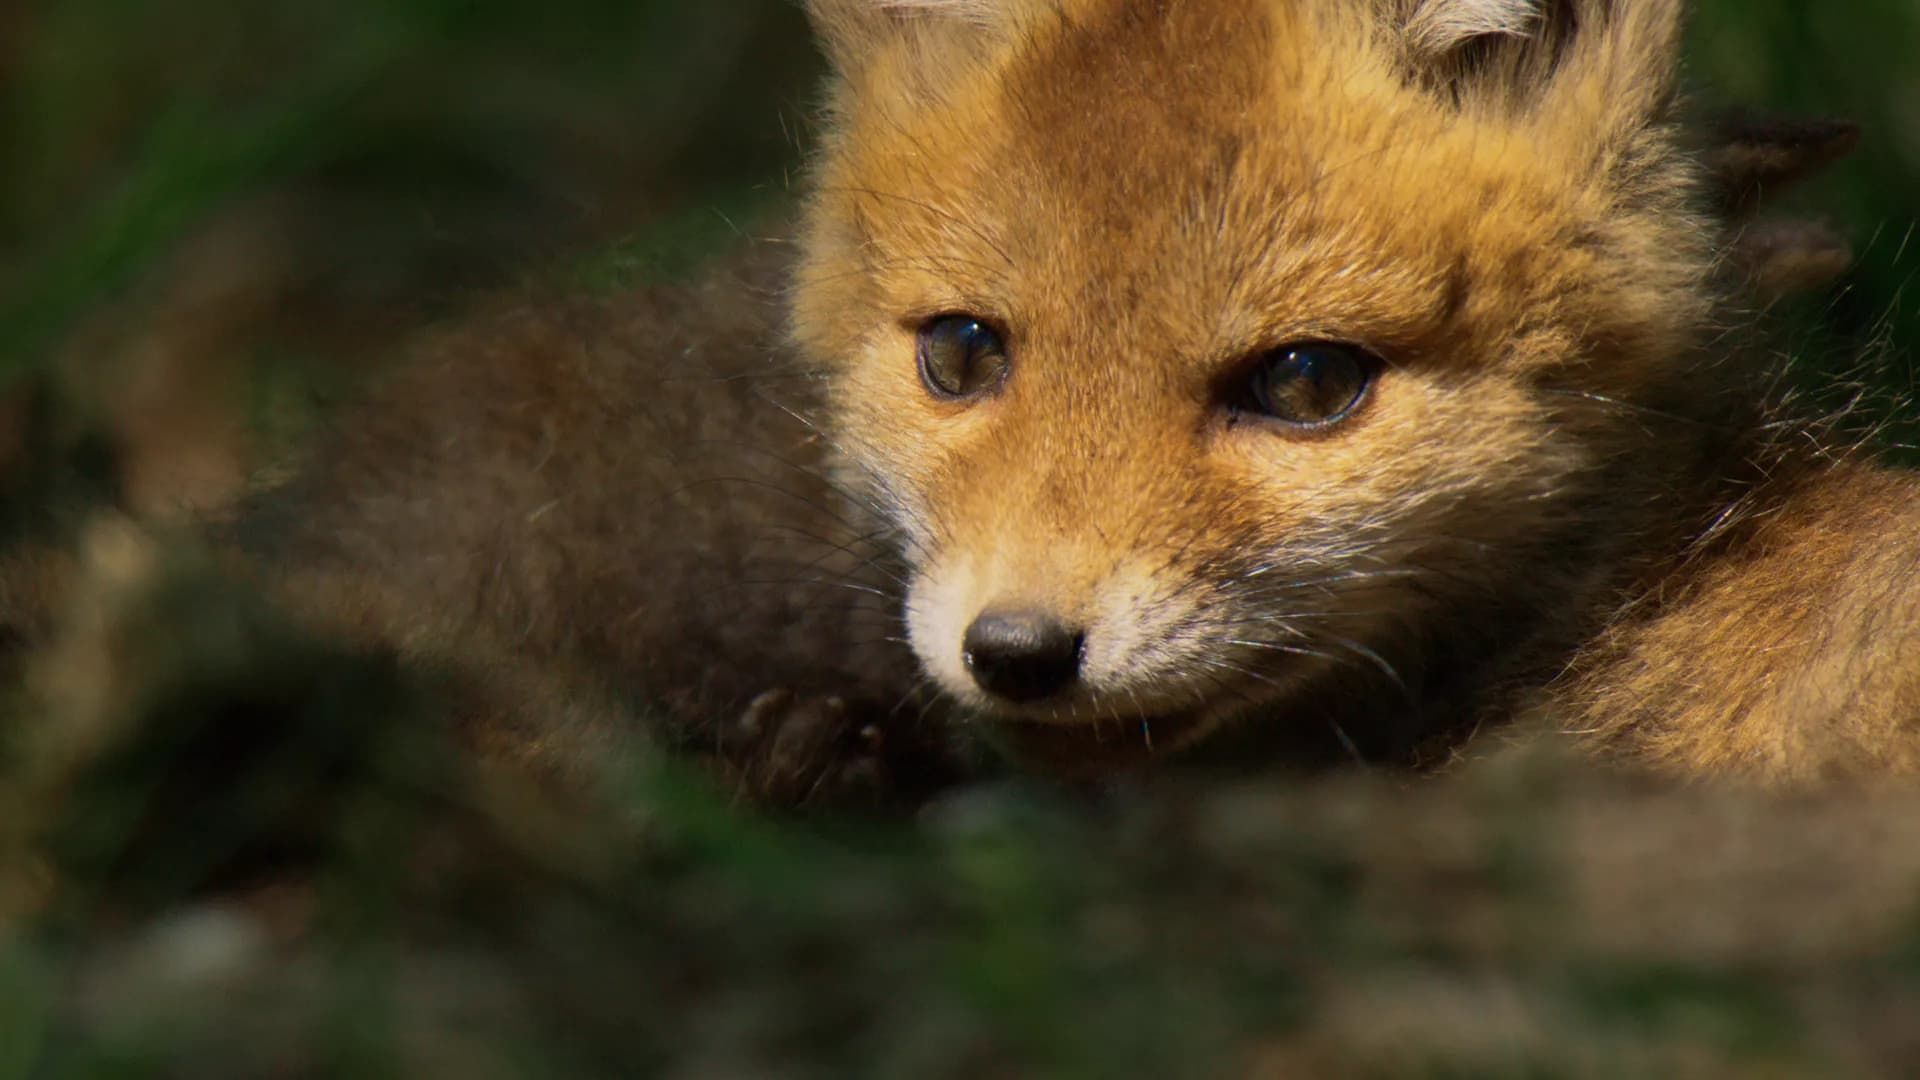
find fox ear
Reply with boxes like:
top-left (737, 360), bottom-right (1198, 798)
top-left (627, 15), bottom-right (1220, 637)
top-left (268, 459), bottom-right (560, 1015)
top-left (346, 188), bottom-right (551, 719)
top-left (1401, 0), bottom-right (1545, 58)
top-left (1396, 1), bottom-right (1687, 145)
top-left (806, 0), bottom-right (1025, 73)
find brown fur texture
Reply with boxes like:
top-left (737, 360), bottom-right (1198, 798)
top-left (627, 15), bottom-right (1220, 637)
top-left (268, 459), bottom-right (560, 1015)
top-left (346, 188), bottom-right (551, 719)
top-left (218, 248), bottom-right (959, 803)
top-left (790, 0), bottom-right (1920, 780)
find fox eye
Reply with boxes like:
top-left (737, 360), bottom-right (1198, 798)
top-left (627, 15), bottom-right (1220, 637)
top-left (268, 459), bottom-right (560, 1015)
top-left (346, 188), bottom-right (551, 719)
top-left (1243, 342), bottom-right (1377, 428)
top-left (918, 315), bottom-right (1009, 400)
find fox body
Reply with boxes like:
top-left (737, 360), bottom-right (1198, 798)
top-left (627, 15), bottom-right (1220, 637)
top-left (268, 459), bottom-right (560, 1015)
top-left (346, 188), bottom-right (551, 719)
top-left (33, 0), bottom-right (1903, 800)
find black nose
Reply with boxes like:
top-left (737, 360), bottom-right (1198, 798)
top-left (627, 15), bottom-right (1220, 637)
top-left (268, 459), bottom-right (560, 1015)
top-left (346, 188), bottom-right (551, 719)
top-left (962, 610), bottom-right (1085, 704)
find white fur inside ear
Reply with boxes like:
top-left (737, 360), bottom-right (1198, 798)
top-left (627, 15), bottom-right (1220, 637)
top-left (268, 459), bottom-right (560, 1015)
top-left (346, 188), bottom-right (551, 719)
top-left (1405, 0), bottom-right (1540, 54)
top-left (874, 0), bottom-right (1013, 28)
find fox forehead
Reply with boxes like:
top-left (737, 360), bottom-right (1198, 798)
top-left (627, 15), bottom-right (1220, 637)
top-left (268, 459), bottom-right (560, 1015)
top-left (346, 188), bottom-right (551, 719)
top-left (801, 0), bottom-right (1682, 380)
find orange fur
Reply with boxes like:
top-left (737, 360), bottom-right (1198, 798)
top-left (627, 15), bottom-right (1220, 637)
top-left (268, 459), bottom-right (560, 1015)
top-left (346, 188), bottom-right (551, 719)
top-left (790, 0), bottom-right (1920, 779)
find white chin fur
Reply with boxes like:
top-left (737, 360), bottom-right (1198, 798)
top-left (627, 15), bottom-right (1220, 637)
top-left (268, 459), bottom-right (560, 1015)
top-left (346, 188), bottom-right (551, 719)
top-left (903, 559), bottom-right (1229, 720)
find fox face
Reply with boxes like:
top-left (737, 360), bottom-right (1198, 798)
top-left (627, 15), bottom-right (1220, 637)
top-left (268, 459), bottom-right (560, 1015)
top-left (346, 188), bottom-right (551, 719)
top-left (792, 0), bottom-right (1719, 763)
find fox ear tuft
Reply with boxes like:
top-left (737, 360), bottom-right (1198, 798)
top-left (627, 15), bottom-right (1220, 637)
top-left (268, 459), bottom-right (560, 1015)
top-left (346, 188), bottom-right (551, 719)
top-left (1396, 1), bottom-right (1687, 161)
top-left (1402, 0), bottom-right (1543, 57)
top-left (806, 0), bottom-right (1023, 73)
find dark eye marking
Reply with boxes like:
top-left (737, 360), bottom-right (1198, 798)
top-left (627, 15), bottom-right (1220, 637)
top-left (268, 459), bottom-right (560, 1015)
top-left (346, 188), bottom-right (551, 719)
top-left (1232, 341), bottom-right (1381, 429)
top-left (917, 315), bottom-right (1010, 401)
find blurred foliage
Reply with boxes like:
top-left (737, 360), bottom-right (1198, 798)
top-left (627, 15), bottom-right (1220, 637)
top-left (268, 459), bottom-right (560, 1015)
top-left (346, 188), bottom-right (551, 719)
top-left (1688, 0), bottom-right (1920, 451)
top-left (1691, 0), bottom-right (1920, 344)
top-left (0, 0), bottom-right (817, 371)
top-left (1, 1), bottom-right (1918, 1075)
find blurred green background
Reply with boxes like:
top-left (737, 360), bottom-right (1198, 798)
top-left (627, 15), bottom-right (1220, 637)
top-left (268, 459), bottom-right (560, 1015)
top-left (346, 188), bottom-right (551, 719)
top-left (1, 1), bottom-right (818, 366)
top-left (1, 2), bottom-right (1918, 1075)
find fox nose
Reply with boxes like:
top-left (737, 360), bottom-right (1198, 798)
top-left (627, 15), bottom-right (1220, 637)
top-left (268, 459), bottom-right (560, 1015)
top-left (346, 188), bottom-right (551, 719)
top-left (962, 610), bottom-right (1086, 704)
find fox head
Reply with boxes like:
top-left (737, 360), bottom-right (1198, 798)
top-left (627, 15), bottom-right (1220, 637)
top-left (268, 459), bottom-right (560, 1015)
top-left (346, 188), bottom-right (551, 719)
top-left (790, 0), bottom-right (1726, 768)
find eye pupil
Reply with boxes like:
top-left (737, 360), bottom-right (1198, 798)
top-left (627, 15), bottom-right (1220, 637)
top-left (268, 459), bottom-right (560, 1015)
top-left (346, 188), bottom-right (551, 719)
top-left (918, 315), bottom-right (1009, 400)
top-left (1246, 343), bottom-right (1375, 427)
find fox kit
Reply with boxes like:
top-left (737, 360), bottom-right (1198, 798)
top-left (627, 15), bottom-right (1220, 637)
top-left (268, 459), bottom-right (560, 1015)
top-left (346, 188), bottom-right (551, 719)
top-left (104, 0), bottom-right (1904, 800)
top-left (791, 0), bottom-right (1920, 780)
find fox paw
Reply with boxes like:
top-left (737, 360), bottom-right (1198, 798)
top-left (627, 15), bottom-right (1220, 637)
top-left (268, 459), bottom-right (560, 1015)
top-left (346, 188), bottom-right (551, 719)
top-left (719, 689), bottom-right (960, 811)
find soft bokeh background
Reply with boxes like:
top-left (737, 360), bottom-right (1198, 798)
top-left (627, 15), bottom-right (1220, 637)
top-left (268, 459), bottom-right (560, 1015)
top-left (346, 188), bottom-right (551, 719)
top-left (3, 2), bottom-right (1919, 1074)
